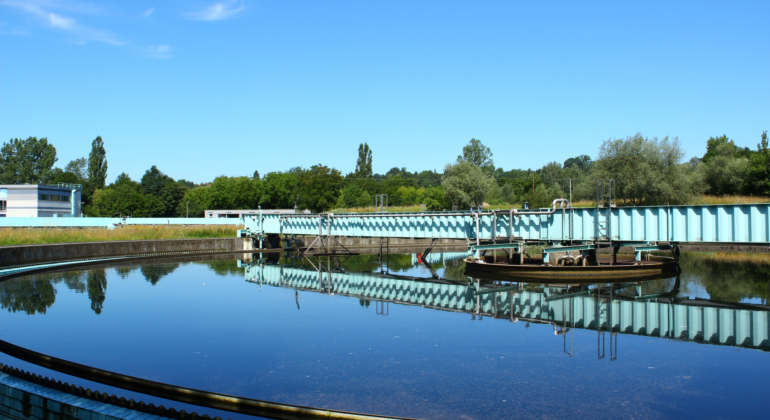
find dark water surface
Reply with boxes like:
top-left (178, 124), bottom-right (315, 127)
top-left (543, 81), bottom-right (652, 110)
top-left (0, 252), bottom-right (768, 419)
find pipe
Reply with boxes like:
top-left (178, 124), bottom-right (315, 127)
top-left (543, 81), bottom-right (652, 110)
top-left (495, 199), bottom-right (571, 216)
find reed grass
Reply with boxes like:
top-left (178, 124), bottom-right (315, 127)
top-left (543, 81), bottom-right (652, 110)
top-left (682, 252), bottom-right (770, 266)
top-left (0, 225), bottom-right (242, 247)
top-left (693, 195), bottom-right (770, 205)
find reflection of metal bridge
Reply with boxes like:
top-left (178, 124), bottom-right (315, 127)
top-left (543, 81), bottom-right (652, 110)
top-left (411, 252), bottom-right (469, 265)
top-left (239, 260), bottom-right (770, 351)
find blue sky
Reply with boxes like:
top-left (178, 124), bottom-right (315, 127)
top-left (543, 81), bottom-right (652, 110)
top-left (1, 1), bottom-right (768, 183)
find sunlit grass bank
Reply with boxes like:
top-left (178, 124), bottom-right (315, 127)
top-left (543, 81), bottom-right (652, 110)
top-left (0, 225), bottom-right (242, 247)
top-left (332, 195), bottom-right (770, 213)
top-left (683, 252), bottom-right (770, 266)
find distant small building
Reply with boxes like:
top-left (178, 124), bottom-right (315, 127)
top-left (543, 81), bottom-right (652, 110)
top-left (204, 209), bottom-right (309, 218)
top-left (0, 184), bottom-right (82, 217)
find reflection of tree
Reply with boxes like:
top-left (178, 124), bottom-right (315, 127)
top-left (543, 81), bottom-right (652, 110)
top-left (87, 269), bottom-right (107, 315)
top-left (140, 264), bottom-right (179, 285)
top-left (198, 260), bottom-right (241, 277)
top-left (679, 253), bottom-right (770, 303)
top-left (60, 271), bottom-right (86, 293)
top-left (341, 254), bottom-right (414, 272)
top-left (114, 266), bottom-right (139, 279)
top-left (442, 259), bottom-right (468, 281)
top-left (0, 275), bottom-right (57, 314)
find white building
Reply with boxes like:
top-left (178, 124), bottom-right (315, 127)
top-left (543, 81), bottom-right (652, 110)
top-left (0, 184), bottom-right (82, 217)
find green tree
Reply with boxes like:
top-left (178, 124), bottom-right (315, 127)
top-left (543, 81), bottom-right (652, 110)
top-left (354, 143), bottom-right (373, 178)
top-left (91, 173), bottom-right (164, 217)
top-left (424, 186), bottom-right (448, 211)
top-left (205, 176), bottom-right (262, 209)
top-left (177, 179), bottom-right (195, 188)
top-left (458, 138), bottom-right (494, 174)
top-left (83, 136), bottom-right (108, 208)
top-left (0, 137), bottom-right (58, 184)
top-left (65, 157), bottom-right (88, 180)
top-left (51, 170), bottom-right (81, 185)
top-left (442, 160), bottom-right (495, 208)
top-left (260, 171), bottom-right (300, 209)
top-left (702, 141), bottom-right (749, 195)
top-left (523, 183), bottom-right (563, 208)
top-left (141, 165), bottom-right (187, 217)
top-left (296, 165), bottom-right (343, 212)
top-left (703, 135), bottom-right (731, 163)
top-left (563, 155), bottom-right (592, 171)
top-left (176, 186), bottom-right (209, 217)
top-left (538, 161), bottom-right (563, 184)
top-left (702, 135), bottom-right (752, 163)
top-left (590, 133), bottom-right (705, 205)
top-left (746, 131), bottom-right (770, 196)
top-left (253, 170), bottom-right (260, 180)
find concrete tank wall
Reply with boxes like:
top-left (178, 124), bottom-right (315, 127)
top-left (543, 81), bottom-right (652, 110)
top-left (0, 238), bottom-right (243, 267)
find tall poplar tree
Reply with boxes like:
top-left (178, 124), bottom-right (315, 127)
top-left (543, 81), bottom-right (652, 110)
top-left (83, 136), bottom-right (108, 206)
top-left (354, 143), bottom-right (373, 178)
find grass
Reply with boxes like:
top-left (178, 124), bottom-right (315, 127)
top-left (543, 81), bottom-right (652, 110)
top-left (332, 195), bottom-right (770, 213)
top-left (682, 252), bottom-right (770, 266)
top-left (693, 195), bottom-right (770, 205)
top-left (0, 225), bottom-right (242, 247)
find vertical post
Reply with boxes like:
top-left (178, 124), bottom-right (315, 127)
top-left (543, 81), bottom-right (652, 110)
top-left (569, 178), bottom-right (575, 245)
top-left (186, 201), bottom-right (189, 218)
top-left (258, 206), bottom-right (263, 249)
top-left (475, 213), bottom-right (480, 246)
top-left (70, 189), bottom-right (77, 216)
top-left (492, 213), bottom-right (497, 243)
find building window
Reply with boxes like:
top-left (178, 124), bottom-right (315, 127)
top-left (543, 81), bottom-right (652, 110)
top-left (38, 194), bottom-right (67, 201)
top-left (0, 201), bottom-right (6, 211)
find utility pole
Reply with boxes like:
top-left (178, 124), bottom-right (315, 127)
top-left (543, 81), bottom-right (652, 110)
top-left (186, 201), bottom-right (189, 218)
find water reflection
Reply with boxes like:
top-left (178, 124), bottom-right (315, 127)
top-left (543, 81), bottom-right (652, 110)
top-left (86, 270), bottom-right (107, 315)
top-left (239, 250), bottom-right (770, 352)
top-left (1, 251), bottom-right (768, 351)
top-left (0, 251), bottom-right (769, 419)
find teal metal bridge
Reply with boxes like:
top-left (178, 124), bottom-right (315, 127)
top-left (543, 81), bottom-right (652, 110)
top-left (242, 203), bottom-right (770, 244)
top-left (239, 257), bottom-right (770, 351)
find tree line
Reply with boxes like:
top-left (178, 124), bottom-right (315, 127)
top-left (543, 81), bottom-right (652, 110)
top-left (0, 131), bottom-right (768, 216)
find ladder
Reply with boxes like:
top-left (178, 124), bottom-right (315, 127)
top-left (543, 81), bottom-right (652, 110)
top-left (596, 180), bottom-right (615, 264)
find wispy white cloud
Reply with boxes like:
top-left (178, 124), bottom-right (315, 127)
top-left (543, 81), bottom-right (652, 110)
top-left (1, 0), bottom-right (124, 45)
top-left (143, 44), bottom-right (171, 59)
top-left (48, 12), bottom-right (74, 29)
top-left (187, 1), bottom-right (245, 21)
top-left (143, 7), bottom-right (154, 18)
